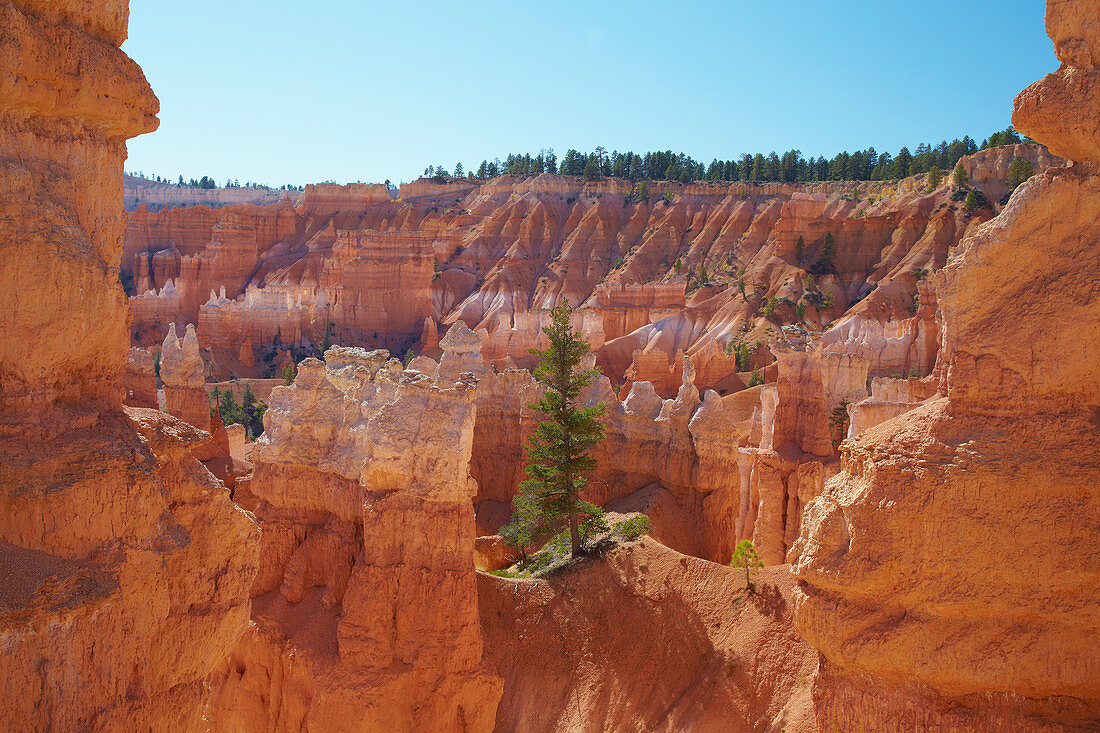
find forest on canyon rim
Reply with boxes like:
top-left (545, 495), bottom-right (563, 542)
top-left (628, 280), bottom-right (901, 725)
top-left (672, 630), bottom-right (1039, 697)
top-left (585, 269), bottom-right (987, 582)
top-left (1, 0), bottom-right (1099, 731)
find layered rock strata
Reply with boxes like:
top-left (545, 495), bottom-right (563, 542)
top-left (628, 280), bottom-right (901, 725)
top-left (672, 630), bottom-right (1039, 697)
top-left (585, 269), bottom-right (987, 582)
top-left (123, 148), bottom-right (1060, 396)
top-left (792, 2), bottom-right (1100, 729)
top-left (0, 1), bottom-right (259, 727)
top-left (209, 348), bottom-right (502, 730)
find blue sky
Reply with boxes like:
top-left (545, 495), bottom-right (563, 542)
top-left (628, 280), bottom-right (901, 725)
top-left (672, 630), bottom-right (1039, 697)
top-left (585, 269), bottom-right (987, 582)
top-left (122, 1), bottom-right (1055, 186)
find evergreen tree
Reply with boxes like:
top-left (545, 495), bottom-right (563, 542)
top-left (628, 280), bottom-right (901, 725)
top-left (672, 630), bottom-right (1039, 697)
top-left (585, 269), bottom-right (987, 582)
top-left (893, 147), bottom-right (913, 179)
top-left (730, 539), bottom-right (764, 590)
top-left (819, 232), bottom-right (837, 272)
top-left (1006, 156), bottom-right (1034, 194)
top-left (927, 164), bottom-right (943, 191)
top-left (964, 188), bottom-right (979, 213)
top-left (795, 236), bottom-right (805, 265)
top-left (582, 157), bottom-right (601, 181)
top-left (502, 300), bottom-right (606, 558)
top-left (454, 162), bottom-right (464, 178)
top-left (953, 161), bottom-right (969, 189)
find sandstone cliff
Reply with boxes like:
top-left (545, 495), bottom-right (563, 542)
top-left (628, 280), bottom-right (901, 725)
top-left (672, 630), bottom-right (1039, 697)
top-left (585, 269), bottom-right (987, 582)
top-left (208, 348), bottom-right (502, 731)
top-left (480, 541), bottom-right (817, 732)
top-left (0, 1), bottom-right (259, 727)
top-left (791, 2), bottom-right (1100, 729)
top-left (122, 147), bottom-right (1061, 401)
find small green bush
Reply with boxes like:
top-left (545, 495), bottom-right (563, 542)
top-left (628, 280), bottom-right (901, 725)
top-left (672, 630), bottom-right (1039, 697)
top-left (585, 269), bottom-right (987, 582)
top-left (614, 516), bottom-right (653, 541)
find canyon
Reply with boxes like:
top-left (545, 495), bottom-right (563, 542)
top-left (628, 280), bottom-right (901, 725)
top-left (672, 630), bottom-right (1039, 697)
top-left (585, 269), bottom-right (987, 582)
top-left (0, 0), bottom-right (1096, 730)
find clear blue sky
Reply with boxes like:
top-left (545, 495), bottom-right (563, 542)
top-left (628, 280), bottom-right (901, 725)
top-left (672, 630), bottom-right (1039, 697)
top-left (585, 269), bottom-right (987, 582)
top-left (122, 0), bottom-right (1055, 186)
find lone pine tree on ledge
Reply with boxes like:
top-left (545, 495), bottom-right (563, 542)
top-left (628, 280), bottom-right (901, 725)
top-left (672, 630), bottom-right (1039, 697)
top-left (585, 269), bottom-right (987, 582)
top-left (502, 299), bottom-right (607, 559)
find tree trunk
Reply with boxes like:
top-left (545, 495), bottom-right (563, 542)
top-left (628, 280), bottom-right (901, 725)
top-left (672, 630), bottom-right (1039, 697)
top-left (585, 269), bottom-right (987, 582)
top-left (569, 513), bottom-right (582, 558)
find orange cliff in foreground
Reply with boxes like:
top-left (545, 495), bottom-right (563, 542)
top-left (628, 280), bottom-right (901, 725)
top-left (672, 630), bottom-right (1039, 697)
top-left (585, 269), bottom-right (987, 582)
top-left (0, 1), bottom-right (258, 728)
top-left (791, 0), bottom-right (1100, 729)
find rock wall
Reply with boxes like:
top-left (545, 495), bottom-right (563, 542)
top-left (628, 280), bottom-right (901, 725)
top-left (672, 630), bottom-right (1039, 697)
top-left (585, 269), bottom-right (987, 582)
top-left (0, 1), bottom-right (259, 728)
top-left (480, 541), bottom-right (818, 732)
top-left (208, 348), bottom-right (502, 730)
top-left (122, 345), bottom-right (158, 408)
top-left (792, 2), bottom-right (1100, 729)
top-left (122, 149), bottom-right (1061, 394)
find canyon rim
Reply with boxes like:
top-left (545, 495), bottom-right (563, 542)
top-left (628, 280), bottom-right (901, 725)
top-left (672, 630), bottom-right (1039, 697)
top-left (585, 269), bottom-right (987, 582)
top-left (0, 0), bottom-right (1097, 731)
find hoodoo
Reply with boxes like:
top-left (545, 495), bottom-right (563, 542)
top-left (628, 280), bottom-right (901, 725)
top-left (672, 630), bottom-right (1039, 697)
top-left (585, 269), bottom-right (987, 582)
top-left (792, 1), bottom-right (1100, 729)
top-left (2, 0), bottom-right (1097, 730)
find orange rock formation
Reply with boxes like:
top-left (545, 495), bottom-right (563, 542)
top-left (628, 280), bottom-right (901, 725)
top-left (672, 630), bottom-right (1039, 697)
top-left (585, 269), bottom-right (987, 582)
top-left (0, 1), bottom-right (259, 728)
top-left (480, 540), bottom-right (817, 731)
top-left (792, 2), bottom-right (1100, 729)
top-left (209, 348), bottom-right (502, 730)
top-left (122, 147), bottom-right (1061, 399)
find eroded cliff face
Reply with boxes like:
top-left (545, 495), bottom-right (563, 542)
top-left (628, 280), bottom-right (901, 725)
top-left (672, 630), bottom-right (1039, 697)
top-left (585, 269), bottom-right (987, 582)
top-left (0, 1), bottom-right (259, 728)
top-left (208, 348), bottom-right (502, 731)
top-left (791, 2), bottom-right (1100, 729)
top-left (433, 322), bottom-right (835, 567)
top-left (480, 542), bottom-right (818, 732)
top-left (122, 147), bottom-right (1061, 397)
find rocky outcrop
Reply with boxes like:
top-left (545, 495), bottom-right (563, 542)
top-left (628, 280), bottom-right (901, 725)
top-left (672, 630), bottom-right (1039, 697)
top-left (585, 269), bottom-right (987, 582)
top-left (0, 1), bottom-right (259, 728)
top-left (160, 322), bottom-right (211, 430)
top-left (733, 332), bottom-right (839, 566)
top-left (123, 148), bottom-right (1061, 392)
top-left (480, 539), bottom-right (818, 732)
top-left (792, 2), bottom-right (1100, 729)
top-left (845, 375), bottom-right (938, 439)
top-left (122, 346), bottom-right (158, 408)
top-left (208, 348), bottom-right (502, 730)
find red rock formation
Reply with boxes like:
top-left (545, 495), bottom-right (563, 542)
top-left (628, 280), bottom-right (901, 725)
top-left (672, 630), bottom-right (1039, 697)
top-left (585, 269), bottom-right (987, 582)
top-left (122, 346), bottom-right (158, 408)
top-left (0, 1), bottom-right (259, 727)
top-left (434, 325), bottom-right (756, 564)
top-left (480, 540), bottom-right (817, 731)
top-left (208, 348), bottom-right (502, 730)
top-left (792, 3), bottom-right (1100, 729)
top-left (124, 148), bottom-right (1061, 390)
top-left (160, 322), bottom-right (211, 430)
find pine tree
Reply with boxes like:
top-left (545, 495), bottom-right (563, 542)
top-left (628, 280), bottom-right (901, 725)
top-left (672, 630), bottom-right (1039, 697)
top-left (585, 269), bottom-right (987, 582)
top-left (953, 161), bottom-right (969, 189)
top-left (927, 164), bottom-right (943, 192)
top-left (795, 236), bottom-right (805, 265)
top-left (819, 233), bottom-right (837, 273)
top-left (502, 300), bottom-right (606, 558)
top-left (730, 539), bottom-right (764, 590)
top-left (582, 157), bottom-right (601, 181)
top-left (454, 162), bottom-right (464, 178)
top-left (964, 188), bottom-right (979, 213)
top-left (1006, 156), bottom-right (1034, 194)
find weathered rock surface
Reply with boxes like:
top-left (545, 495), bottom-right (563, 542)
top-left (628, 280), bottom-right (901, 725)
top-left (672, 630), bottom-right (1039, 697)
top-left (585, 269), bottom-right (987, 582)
top-left (161, 322), bottom-right (211, 431)
top-left (122, 345), bottom-right (158, 408)
top-left (123, 148), bottom-right (1060, 397)
top-left (480, 539), bottom-right (817, 732)
top-left (0, 2), bottom-right (259, 727)
top-left (793, 3), bottom-right (1100, 729)
top-left (208, 348), bottom-right (502, 731)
